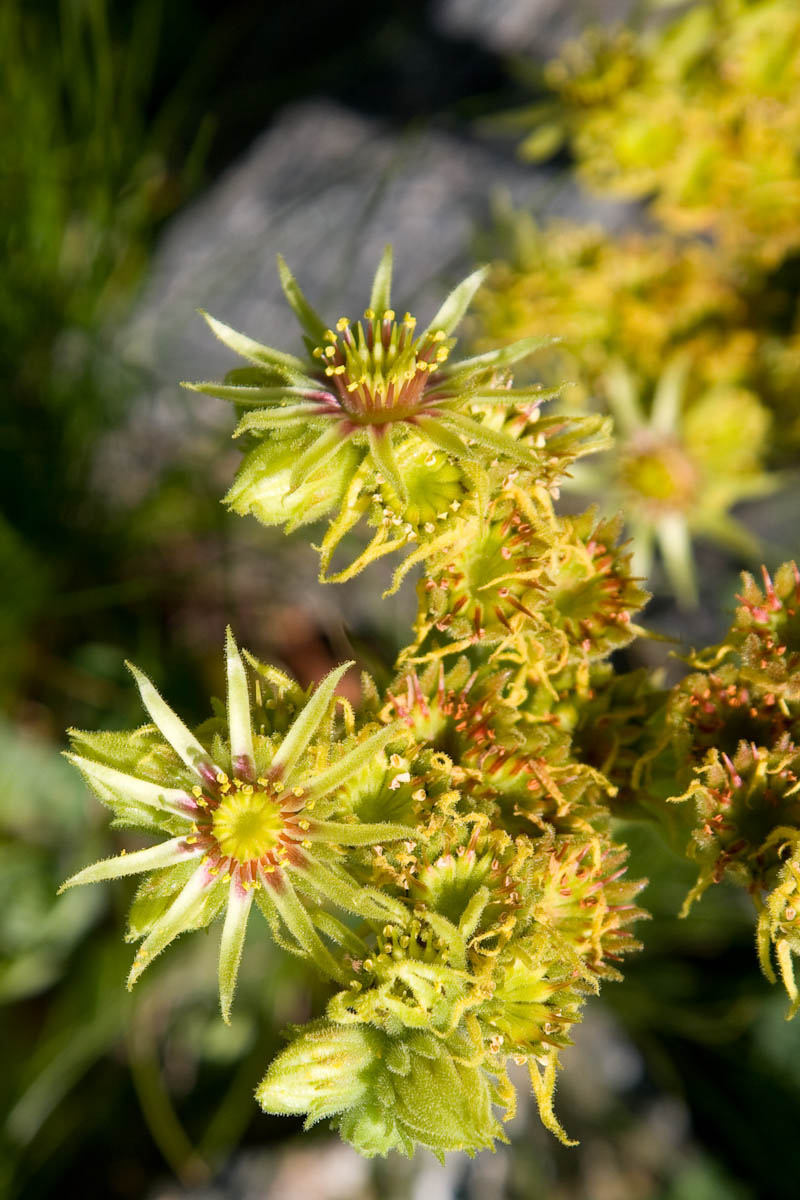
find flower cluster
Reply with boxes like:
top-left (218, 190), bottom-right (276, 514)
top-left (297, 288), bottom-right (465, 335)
top-left (474, 212), bottom-right (779, 602)
top-left (596, 563), bottom-right (800, 1013)
top-left (63, 245), bottom-right (798, 1163)
top-left (527, 0), bottom-right (800, 271)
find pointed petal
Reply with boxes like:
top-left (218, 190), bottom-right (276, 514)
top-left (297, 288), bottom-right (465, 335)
top-left (234, 405), bottom-right (322, 436)
top-left (305, 819), bottom-right (414, 845)
top-left (60, 837), bottom-right (198, 891)
top-left (269, 662), bottom-right (353, 782)
top-left (262, 871), bottom-right (346, 982)
top-left (465, 384), bottom-right (564, 406)
top-left (439, 411), bottom-right (540, 468)
top-left (298, 854), bottom-right (406, 921)
top-left (423, 266), bottom-right (488, 338)
top-left (277, 254), bottom-right (328, 342)
top-left (218, 878), bottom-right (254, 1023)
top-left (415, 415), bottom-right (470, 460)
top-left (182, 381), bottom-right (327, 406)
top-left (65, 754), bottom-right (196, 820)
top-left (292, 724), bottom-right (398, 803)
top-left (128, 866), bottom-right (218, 987)
top-left (126, 663), bottom-right (218, 780)
top-left (604, 362), bottom-right (645, 435)
top-left (655, 514), bottom-right (698, 608)
top-left (439, 336), bottom-right (555, 377)
top-left (226, 628), bottom-right (255, 781)
top-left (369, 245), bottom-right (393, 315)
top-left (651, 355), bottom-right (688, 434)
top-left (289, 424), bottom-right (348, 490)
top-left (198, 311), bottom-right (312, 381)
top-left (368, 426), bottom-right (407, 503)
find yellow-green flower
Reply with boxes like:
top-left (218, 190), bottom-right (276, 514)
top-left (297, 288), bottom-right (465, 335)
top-left (185, 247), bottom-right (559, 577)
top-left (62, 631), bottom-right (411, 1020)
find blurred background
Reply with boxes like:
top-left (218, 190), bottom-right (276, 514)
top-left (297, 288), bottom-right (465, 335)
top-left (2, 1), bottom-right (799, 1197)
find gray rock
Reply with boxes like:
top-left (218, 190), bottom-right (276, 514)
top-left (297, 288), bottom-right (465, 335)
top-left (433, 0), bottom-right (640, 61)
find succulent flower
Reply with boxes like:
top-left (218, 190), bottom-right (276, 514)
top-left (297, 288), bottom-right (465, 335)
top-left (186, 247), bottom-right (561, 578)
top-left (526, 1), bottom-right (800, 271)
top-left (62, 631), bottom-right (412, 1019)
top-left (569, 358), bottom-right (774, 605)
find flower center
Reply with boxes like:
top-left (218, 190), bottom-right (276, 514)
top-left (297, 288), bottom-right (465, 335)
top-left (619, 435), bottom-right (697, 512)
top-left (212, 788), bottom-right (284, 863)
top-left (312, 310), bottom-right (453, 422)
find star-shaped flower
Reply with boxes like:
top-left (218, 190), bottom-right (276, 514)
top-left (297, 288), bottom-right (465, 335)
top-left (184, 247), bottom-right (558, 576)
top-left (62, 631), bottom-right (411, 1020)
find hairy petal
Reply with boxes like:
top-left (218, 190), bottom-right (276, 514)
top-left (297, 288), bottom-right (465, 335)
top-left (183, 381), bottom-right (327, 406)
top-left (262, 871), bottom-right (346, 983)
top-left (64, 754), bottom-right (195, 819)
top-left (277, 254), bottom-right (328, 342)
top-left (234, 405), bottom-right (323, 435)
top-left (126, 662), bottom-right (219, 780)
top-left (198, 310), bottom-right (312, 382)
top-left (226, 627), bottom-right (255, 780)
top-left (414, 415), bottom-right (470, 460)
top-left (218, 879), bottom-right (254, 1023)
top-left (439, 410), bottom-right (541, 469)
top-left (127, 867), bottom-right (221, 987)
top-left (369, 244), bottom-right (393, 315)
top-left (305, 820), bottom-right (415, 846)
top-left (292, 724), bottom-right (398, 803)
top-left (439, 335), bottom-right (556, 377)
top-left (423, 266), bottom-right (488, 338)
top-left (60, 837), bottom-right (200, 892)
top-left (269, 662), bottom-right (354, 782)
